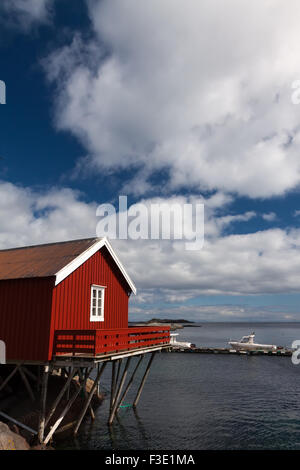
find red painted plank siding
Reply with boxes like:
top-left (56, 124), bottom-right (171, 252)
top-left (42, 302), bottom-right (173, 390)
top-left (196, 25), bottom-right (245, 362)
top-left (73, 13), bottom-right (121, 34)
top-left (0, 277), bottom-right (54, 361)
top-left (48, 247), bottom-right (130, 359)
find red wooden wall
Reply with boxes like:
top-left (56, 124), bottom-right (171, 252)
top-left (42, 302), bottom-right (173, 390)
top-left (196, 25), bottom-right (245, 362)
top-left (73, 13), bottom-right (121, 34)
top-left (48, 247), bottom-right (130, 359)
top-left (0, 247), bottom-right (131, 362)
top-left (0, 277), bottom-right (54, 361)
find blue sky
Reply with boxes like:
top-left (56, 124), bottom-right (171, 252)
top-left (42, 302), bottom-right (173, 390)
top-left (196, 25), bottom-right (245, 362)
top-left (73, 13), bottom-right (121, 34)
top-left (1, 0), bottom-right (300, 321)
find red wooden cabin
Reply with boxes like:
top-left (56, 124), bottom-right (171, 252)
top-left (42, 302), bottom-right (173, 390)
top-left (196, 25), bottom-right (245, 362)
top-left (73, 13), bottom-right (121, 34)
top-left (0, 238), bottom-right (170, 362)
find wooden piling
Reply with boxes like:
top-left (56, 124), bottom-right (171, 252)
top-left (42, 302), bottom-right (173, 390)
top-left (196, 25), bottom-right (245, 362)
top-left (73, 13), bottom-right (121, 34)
top-left (110, 361), bottom-right (117, 413)
top-left (108, 357), bottom-right (131, 425)
top-left (74, 362), bottom-right (107, 436)
top-left (133, 352), bottom-right (156, 408)
top-left (43, 383), bottom-right (83, 445)
top-left (117, 355), bottom-right (144, 412)
top-left (44, 367), bottom-right (77, 428)
top-left (38, 364), bottom-right (49, 443)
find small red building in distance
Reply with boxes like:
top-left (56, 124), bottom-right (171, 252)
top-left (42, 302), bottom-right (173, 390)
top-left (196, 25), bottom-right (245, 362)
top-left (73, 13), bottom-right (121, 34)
top-left (0, 237), bottom-right (170, 362)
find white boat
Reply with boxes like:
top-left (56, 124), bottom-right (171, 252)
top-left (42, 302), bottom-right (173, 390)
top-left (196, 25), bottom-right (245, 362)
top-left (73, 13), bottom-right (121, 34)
top-left (170, 333), bottom-right (195, 349)
top-left (228, 332), bottom-right (277, 352)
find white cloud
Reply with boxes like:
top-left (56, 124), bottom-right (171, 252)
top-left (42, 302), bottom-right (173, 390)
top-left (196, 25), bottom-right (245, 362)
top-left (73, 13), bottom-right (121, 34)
top-left (0, 181), bottom-right (97, 248)
top-left (1, 0), bottom-right (53, 30)
top-left (1, 181), bottom-right (300, 320)
top-left (129, 303), bottom-right (297, 322)
top-left (45, 0), bottom-right (300, 198)
top-left (262, 212), bottom-right (277, 222)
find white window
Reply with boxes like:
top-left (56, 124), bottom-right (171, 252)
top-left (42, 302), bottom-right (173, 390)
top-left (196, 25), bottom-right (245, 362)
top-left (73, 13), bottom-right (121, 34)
top-left (90, 285), bottom-right (105, 322)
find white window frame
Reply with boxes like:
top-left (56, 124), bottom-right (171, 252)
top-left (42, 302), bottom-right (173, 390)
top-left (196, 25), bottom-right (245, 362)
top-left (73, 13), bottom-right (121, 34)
top-left (90, 285), bottom-right (106, 322)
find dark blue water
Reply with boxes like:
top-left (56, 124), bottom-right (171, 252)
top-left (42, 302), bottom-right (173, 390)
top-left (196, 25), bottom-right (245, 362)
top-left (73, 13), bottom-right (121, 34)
top-left (59, 323), bottom-right (300, 450)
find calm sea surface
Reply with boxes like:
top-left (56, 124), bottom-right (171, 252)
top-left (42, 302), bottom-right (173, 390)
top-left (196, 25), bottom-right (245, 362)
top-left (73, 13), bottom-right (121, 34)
top-left (58, 323), bottom-right (300, 450)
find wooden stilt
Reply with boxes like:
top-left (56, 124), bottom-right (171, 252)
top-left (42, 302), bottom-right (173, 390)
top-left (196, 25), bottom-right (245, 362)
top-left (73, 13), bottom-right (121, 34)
top-left (82, 367), bottom-right (95, 420)
top-left (96, 363), bottom-right (101, 398)
top-left (108, 357), bottom-right (131, 425)
top-left (38, 365), bottom-right (49, 444)
top-left (110, 361), bottom-right (117, 413)
top-left (0, 364), bottom-right (21, 393)
top-left (66, 367), bottom-right (71, 400)
top-left (133, 352), bottom-right (156, 408)
top-left (19, 367), bottom-right (35, 402)
top-left (112, 359), bottom-right (122, 408)
top-left (73, 362), bottom-right (107, 436)
top-left (117, 355), bottom-right (144, 411)
top-left (22, 366), bottom-right (38, 382)
top-left (0, 411), bottom-right (37, 435)
top-left (43, 380), bottom-right (85, 445)
top-left (44, 367), bottom-right (78, 428)
top-left (115, 360), bottom-right (121, 391)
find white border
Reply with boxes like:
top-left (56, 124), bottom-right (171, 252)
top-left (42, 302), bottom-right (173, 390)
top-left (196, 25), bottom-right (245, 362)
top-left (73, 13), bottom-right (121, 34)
top-left (54, 237), bottom-right (137, 294)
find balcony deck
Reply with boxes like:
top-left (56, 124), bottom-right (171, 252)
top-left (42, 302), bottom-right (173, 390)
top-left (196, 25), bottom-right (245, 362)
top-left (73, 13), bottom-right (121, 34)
top-left (52, 326), bottom-right (170, 364)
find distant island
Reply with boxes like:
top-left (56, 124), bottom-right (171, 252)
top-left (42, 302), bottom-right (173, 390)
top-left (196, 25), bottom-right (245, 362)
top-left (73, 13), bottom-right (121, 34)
top-left (144, 318), bottom-right (195, 324)
top-left (129, 318), bottom-right (199, 330)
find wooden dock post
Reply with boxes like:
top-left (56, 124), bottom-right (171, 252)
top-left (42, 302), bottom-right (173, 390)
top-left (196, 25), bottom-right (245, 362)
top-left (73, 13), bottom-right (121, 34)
top-left (133, 352), bottom-right (156, 408)
top-left (108, 357), bottom-right (131, 425)
top-left (110, 360), bottom-right (117, 413)
top-left (44, 367), bottom-right (77, 428)
top-left (73, 362), bottom-right (107, 436)
top-left (38, 364), bottom-right (49, 444)
top-left (43, 380), bottom-right (84, 445)
top-left (117, 355), bottom-right (144, 412)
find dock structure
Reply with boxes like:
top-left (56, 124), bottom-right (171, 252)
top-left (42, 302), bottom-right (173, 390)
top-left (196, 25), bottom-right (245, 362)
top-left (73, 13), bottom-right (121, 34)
top-left (166, 346), bottom-right (292, 356)
top-left (1, 335), bottom-right (169, 444)
top-left (0, 238), bottom-right (171, 444)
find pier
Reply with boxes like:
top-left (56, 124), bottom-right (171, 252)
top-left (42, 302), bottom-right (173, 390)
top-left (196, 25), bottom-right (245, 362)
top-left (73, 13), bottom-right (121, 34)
top-left (166, 347), bottom-right (292, 356)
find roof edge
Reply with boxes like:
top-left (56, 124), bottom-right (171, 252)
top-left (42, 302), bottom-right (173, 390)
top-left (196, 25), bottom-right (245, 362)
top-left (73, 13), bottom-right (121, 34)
top-left (54, 237), bottom-right (137, 295)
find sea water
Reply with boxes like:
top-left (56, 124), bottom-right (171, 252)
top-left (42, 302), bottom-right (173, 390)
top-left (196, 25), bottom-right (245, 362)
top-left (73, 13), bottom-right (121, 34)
top-left (58, 323), bottom-right (300, 450)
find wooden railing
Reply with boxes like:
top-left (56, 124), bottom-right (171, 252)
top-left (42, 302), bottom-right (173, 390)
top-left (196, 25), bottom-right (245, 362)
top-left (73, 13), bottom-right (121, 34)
top-left (53, 326), bottom-right (170, 357)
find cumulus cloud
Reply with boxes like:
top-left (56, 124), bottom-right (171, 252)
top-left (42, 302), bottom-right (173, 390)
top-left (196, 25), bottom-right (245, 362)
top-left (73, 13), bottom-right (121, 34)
top-left (1, 181), bottom-right (300, 320)
top-left (262, 212), bottom-right (277, 222)
top-left (0, 0), bottom-right (53, 30)
top-left (44, 0), bottom-right (300, 198)
top-left (0, 181), bottom-right (97, 248)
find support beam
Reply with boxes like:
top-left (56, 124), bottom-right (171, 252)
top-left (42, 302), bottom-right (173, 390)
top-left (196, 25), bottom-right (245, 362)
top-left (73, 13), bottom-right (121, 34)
top-left (96, 364), bottom-right (101, 398)
top-left (38, 365), bottom-right (50, 444)
top-left (22, 366), bottom-right (38, 382)
top-left (43, 381), bottom-right (84, 445)
top-left (19, 367), bottom-right (35, 402)
top-left (115, 360), bottom-right (122, 392)
top-left (112, 359), bottom-right (122, 408)
top-left (117, 355), bottom-right (144, 412)
top-left (0, 411), bottom-right (37, 436)
top-left (133, 352), bottom-right (156, 408)
top-left (44, 367), bottom-right (78, 428)
top-left (0, 364), bottom-right (21, 394)
top-left (108, 357), bottom-right (131, 425)
top-left (110, 361), bottom-right (117, 413)
top-left (66, 367), bottom-right (71, 400)
top-left (84, 367), bottom-right (95, 420)
top-left (74, 362), bottom-right (107, 436)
